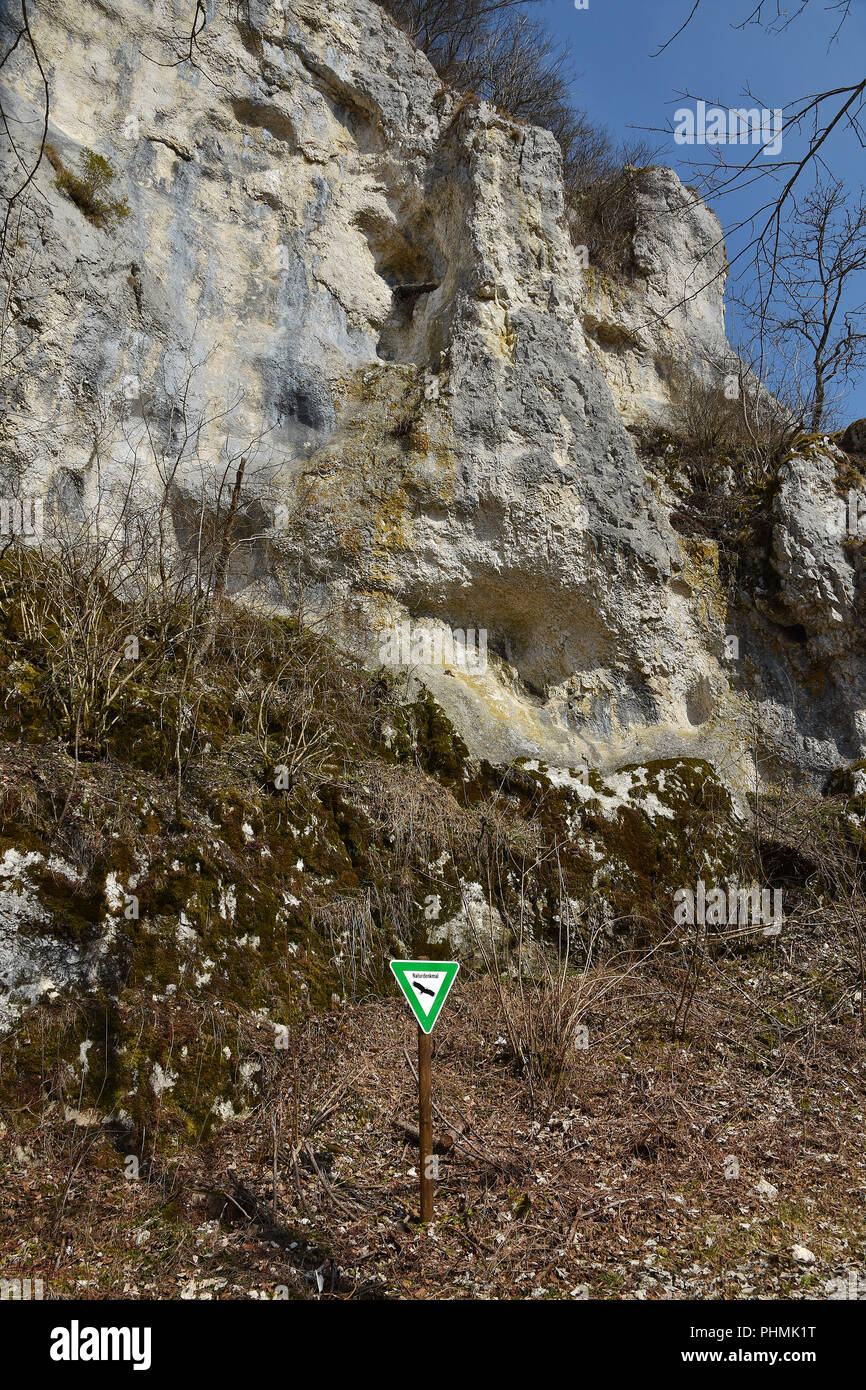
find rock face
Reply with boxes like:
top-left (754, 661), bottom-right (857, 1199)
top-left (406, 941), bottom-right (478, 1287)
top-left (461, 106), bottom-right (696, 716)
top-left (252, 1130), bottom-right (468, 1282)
top-left (772, 445), bottom-right (859, 657)
top-left (764, 442), bottom-right (866, 759)
top-left (1, 0), bottom-right (864, 784)
top-left (581, 166), bottom-right (731, 426)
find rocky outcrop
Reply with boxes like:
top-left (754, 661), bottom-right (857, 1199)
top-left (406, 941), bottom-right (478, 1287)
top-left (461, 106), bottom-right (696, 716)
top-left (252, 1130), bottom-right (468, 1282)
top-left (1, 0), bottom-right (863, 787)
top-left (772, 444), bottom-right (860, 656)
top-left (581, 166), bottom-right (731, 425)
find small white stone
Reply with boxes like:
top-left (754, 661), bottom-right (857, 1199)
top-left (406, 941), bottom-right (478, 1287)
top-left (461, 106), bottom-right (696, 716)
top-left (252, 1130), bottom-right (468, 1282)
top-left (754, 1179), bottom-right (778, 1200)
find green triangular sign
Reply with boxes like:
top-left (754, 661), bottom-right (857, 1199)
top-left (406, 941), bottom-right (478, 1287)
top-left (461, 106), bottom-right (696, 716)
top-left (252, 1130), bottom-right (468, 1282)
top-left (390, 960), bottom-right (459, 1034)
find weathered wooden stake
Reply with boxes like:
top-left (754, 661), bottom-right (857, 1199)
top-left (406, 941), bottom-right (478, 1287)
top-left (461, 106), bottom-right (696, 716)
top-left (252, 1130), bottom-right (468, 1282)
top-left (417, 1024), bottom-right (434, 1222)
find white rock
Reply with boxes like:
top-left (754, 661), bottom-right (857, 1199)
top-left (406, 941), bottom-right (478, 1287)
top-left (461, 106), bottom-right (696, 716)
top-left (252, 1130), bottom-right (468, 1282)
top-left (754, 1179), bottom-right (779, 1201)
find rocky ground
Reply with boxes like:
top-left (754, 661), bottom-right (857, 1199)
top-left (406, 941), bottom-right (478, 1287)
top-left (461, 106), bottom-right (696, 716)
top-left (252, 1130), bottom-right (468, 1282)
top-left (1, 542), bottom-right (866, 1301)
top-left (3, 942), bottom-right (864, 1301)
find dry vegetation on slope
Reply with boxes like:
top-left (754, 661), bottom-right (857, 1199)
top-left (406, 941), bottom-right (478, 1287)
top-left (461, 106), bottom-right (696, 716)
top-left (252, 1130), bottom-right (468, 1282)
top-left (3, 955), bottom-right (865, 1301)
top-left (1, 541), bottom-right (866, 1299)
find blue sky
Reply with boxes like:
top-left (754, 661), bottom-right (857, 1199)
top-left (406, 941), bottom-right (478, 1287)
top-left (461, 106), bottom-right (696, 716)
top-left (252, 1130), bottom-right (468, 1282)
top-left (539, 0), bottom-right (866, 421)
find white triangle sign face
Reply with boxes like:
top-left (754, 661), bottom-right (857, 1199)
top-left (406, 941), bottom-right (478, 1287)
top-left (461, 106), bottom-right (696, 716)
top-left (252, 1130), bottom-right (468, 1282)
top-left (411, 969), bottom-right (447, 1017)
top-left (389, 960), bottom-right (459, 1033)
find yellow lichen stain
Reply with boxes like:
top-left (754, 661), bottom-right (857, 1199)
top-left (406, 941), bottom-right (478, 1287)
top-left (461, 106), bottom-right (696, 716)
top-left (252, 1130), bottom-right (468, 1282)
top-left (339, 523), bottom-right (363, 558)
top-left (296, 363), bottom-right (458, 579)
top-left (678, 536), bottom-right (728, 634)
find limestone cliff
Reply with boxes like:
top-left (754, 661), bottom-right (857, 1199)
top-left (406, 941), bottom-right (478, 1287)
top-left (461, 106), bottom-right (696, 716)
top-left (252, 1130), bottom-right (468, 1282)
top-left (2, 0), bottom-right (864, 787)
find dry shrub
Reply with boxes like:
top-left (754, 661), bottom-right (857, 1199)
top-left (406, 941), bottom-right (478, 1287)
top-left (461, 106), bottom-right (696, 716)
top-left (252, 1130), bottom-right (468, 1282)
top-left (45, 144), bottom-right (130, 228)
top-left (666, 360), bottom-right (796, 491)
top-left (460, 858), bottom-right (647, 1119)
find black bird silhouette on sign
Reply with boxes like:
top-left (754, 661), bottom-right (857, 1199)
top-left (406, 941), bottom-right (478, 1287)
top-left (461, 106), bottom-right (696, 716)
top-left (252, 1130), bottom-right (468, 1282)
top-left (412, 978), bottom-right (435, 999)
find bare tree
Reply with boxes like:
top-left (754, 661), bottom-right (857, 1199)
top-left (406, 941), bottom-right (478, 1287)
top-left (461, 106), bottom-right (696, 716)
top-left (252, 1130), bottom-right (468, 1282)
top-left (736, 179), bottom-right (866, 431)
top-left (0, 0), bottom-right (48, 265)
top-left (0, 0), bottom-right (49, 390)
top-left (380, 0), bottom-right (533, 85)
top-left (452, 13), bottom-right (574, 131)
top-left (653, 1), bottom-right (865, 323)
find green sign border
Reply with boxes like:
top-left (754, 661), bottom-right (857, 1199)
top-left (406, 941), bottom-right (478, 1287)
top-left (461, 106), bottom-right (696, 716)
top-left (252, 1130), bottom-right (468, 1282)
top-left (389, 959), bottom-right (459, 1033)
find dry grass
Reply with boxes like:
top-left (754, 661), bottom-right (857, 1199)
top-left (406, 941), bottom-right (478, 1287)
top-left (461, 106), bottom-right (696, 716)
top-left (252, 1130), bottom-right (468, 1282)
top-left (3, 942), bottom-right (864, 1301)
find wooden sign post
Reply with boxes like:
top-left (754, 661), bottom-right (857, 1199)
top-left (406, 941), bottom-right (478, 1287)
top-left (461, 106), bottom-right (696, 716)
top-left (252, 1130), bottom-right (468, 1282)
top-left (417, 1025), bottom-right (434, 1223)
top-left (389, 959), bottom-right (459, 1223)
